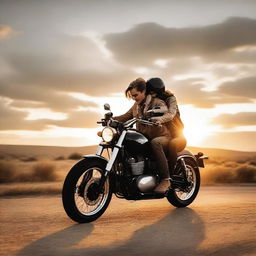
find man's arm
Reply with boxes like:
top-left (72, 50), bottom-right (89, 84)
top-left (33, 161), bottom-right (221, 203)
top-left (113, 105), bottom-right (134, 123)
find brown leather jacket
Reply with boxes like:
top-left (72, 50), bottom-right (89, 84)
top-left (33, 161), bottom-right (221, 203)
top-left (114, 95), bottom-right (170, 140)
top-left (151, 95), bottom-right (184, 138)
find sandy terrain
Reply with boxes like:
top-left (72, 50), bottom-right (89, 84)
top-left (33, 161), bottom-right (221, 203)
top-left (0, 185), bottom-right (255, 256)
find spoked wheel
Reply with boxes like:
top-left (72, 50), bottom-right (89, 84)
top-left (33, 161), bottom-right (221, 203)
top-left (167, 158), bottom-right (200, 207)
top-left (62, 159), bottom-right (112, 223)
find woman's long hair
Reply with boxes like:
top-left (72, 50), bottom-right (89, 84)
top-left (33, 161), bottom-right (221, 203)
top-left (157, 90), bottom-right (174, 100)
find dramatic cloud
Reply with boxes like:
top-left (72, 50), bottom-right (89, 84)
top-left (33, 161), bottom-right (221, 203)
top-left (50, 109), bottom-right (102, 128)
top-left (169, 78), bottom-right (254, 108)
top-left (5, 86), bottom-right (98, 112)
top-left (0, 82), bottom-right (99, 111)
top-left (104, 17), bottom-right (256, 65)
top-left (0, 98), bottom-right (101, 130)
top-left (211, 112), bottom-right (256, 128)
top-left (218, 77), bottom-right (256, 99)
top-left (0, 34), bottom-right (136, 98)
top-left (9, 94), bottom-right (98, 112)
top-left (1, 18), bottom-right (256, 105)
top-left (0, 98), bottom-right (48, 130)
top-left (170, 80), bottom-right (217, 108)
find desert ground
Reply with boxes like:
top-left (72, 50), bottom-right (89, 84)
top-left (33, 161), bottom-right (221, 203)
top-left (0, 185), bottom-right (256, 256)
top-left (0, 145), bottom-right (256, 256)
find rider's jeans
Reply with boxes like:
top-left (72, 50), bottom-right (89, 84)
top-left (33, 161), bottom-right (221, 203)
top-left (150, 136), bottom-right (170, 179)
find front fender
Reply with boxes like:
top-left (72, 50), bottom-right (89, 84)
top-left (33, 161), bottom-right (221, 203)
top-left (82, 154), bottom-right (116, 191)
top-left (82, 154), bottom-right (108, 166)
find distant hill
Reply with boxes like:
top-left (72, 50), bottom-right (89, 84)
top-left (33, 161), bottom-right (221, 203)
top-left (0, 144), bottom-right (97, 160)
top-left (188, 146), bottom-right (256, 161)
top-left (0, 144), bottom-right (255, 161)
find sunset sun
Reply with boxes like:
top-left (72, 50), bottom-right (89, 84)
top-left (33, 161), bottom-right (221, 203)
top-left (181, 107), bottom-right (212, 147)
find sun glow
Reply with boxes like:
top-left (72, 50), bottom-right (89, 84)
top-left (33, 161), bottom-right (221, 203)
top-left (180, 106), bottom-right (213, 147)
top-left (183, 122), bottom-right (210, 146)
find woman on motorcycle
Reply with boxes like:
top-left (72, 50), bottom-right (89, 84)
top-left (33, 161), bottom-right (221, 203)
top-left (114, 78), bottom-right (172, 193)
top-left (146, 77), bottom-right (187, 175)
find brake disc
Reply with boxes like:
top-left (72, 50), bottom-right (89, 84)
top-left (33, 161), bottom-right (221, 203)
top-left (83, 178), bottom-right (102, 206)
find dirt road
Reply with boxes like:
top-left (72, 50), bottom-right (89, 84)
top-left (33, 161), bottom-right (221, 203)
top-left (0, 185), bottom-right (255, 256)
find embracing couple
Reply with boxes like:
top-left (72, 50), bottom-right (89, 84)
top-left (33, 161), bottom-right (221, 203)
top-left (114, 78), bottom-right (187, 194)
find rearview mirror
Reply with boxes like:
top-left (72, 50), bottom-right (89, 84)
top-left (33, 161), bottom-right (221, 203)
top-left (104, 103), bottom-right (111, 111)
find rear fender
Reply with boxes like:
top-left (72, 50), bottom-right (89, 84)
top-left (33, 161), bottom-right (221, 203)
top-left (177, 149), bottom-right (197, 162)
top-left (177, 149), bottom-right (206, 168)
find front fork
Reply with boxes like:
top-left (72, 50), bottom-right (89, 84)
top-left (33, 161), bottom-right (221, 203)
top-left (97, 131), bottom-right (127, 192)
top-left (180, 158), bottom-right (189, 177)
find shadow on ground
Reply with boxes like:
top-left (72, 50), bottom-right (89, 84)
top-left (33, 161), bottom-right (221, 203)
top-left (18, 208), bottom-right (203, 256)
top-left (18, 207), bottom-right (255, 256)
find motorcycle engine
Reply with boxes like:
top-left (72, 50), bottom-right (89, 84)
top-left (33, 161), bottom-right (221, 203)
top-left (127, 156), bottom-right (157, 193)
top-left (127, 156), bottom-right (145, 176)
top-left (136, 175), bottom-right (157, 192)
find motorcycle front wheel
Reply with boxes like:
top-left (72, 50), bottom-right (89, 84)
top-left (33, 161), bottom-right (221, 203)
top-left (167, 158), bottom-right (200, 207)
top-left (62, 159), bottom-right (112, 223)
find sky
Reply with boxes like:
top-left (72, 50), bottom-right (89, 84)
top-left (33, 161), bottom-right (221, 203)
top-left (0, 0), bottom-right (256, 151)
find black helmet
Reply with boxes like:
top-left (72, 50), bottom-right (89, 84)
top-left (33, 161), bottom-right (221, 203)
top-left (146, 77), bottom-right (165, 95)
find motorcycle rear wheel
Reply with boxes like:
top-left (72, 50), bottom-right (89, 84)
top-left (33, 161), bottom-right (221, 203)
top-left (62, 159), bottom-right (112, 223)
top-left (167, 158), bottom-right (200, 207)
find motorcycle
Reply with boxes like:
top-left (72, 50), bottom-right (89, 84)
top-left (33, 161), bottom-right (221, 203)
top-left (62, 103), bottom-right (208, 223)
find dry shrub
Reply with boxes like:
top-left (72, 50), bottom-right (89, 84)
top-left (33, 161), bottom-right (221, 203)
top-left (21, 157), bottom-right (38, 162)
top-left (0, 160), bottom-right (58, 183)
top-left (248, 159), bottom-right (256, 166)
top-left (224, 161), bottom-right (239, 168)
top-left (55, 155), bottom-right (65, 160)
top-left (31, 161), bottom-right (57, 182)
top-left (207, 158), bottom-right (224, 165)
top-left (0, 161), bottom-right (17, 183)
top-left (68, 153), bottom-right (82, 160)
top-left (201, 161), bottom-right (256, 184)
top-left (202, 165), bottom-right (235, 184)
top-left (235, 164), bottom-right (256, 183)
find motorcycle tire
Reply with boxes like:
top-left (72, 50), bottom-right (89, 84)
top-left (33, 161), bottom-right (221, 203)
top-left (62, 158), bottom-right (112, 223)
top-left (167, 158), bottom-right (200, 207)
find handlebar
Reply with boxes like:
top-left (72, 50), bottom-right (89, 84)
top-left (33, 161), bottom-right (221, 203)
top-left (138, 118), bottom-right (159, 126)
top-left (123, 117), bottom-right (159, 128)
top-left (97, 103), bottom-right (162, 129)
top-left (97, 117), bottom-right (159, 129)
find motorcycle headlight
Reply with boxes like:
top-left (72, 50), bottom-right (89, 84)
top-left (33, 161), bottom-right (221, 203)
top-left (102, 127), bottom-right (116, 143)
